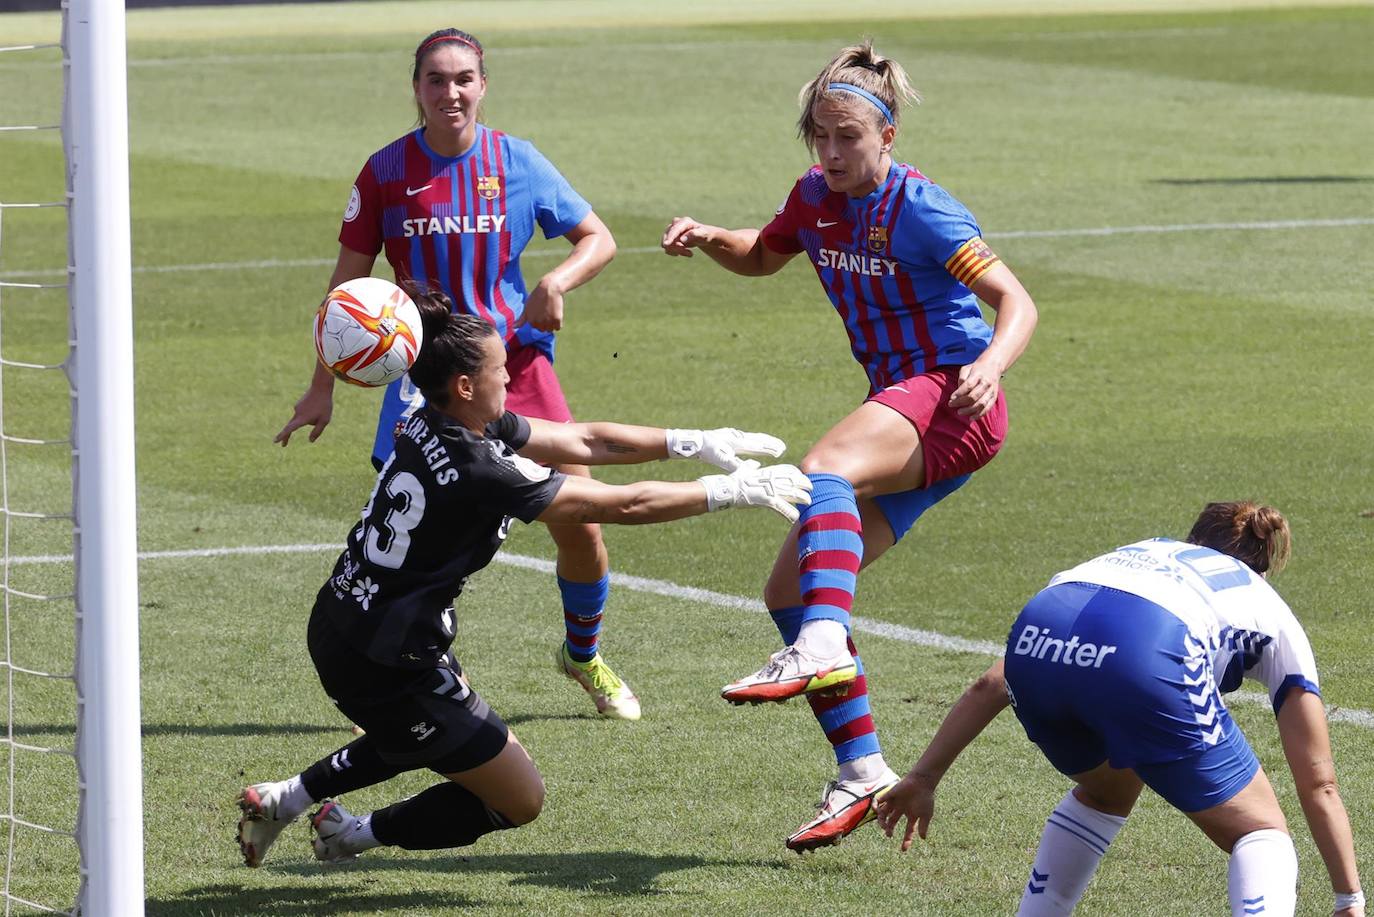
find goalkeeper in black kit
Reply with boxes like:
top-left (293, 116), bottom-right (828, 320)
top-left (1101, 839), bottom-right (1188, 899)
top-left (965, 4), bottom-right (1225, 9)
top-left (238, 287), bottom-right (810, 865)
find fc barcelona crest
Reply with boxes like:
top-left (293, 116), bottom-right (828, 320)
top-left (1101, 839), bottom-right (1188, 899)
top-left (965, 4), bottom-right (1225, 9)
top-left (477, 175), bottom-right (501, 200)
top-left (868, 225), bottom-right (888, 253)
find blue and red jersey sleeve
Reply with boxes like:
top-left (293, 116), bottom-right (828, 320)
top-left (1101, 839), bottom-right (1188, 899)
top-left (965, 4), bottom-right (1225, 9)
top-left (509, 139), bottom-right (592, 240)
top-left (338, 159), bottom-right (384, 257)
top-left (760, 180), bottom-right (805, 255)
top-left (894, 184), bottom-right (1001, 289)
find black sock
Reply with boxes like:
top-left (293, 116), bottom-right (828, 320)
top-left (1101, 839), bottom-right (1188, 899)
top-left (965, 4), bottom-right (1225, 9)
top-left (371, 781), bottom-right (513, 850)
top-left (300, 736), bottom-right (405, 800)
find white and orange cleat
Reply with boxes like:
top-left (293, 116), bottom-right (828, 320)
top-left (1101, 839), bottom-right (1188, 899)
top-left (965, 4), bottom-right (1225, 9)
top-left (785, 768), bottom-right (899, 853)
top-left (310, 800), bottom-right (369, 864)
top-left (236, 781), bottom-right (296, 867)
top-left (721, 645), bottom-right (858, 705)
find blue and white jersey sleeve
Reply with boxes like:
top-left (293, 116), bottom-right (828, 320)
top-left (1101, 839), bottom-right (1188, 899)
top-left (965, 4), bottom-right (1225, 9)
top-left (1211, 584), bottom-right (1321, 713)
top-left (510, 138), bottom-right (592, 239)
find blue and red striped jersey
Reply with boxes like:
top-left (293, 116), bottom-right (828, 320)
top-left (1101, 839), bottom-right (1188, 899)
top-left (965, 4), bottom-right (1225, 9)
top-left (761, 163), bottom-right (1000, 392)
top-left (339, 125), bottom-right (591, 361)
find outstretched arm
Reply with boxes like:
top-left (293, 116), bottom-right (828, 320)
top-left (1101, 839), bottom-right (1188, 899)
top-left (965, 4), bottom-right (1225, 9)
top-left (519, 418), bottom-right (784, 471)
top-left (661, 218), bottom-right (796, 277)
top-left (1275, 688), bottom-right (1364, 917)
top-left (274, 245), bottom-right (378, 446)
top-left (876, 659), bottom-right (1011, 851)
top-left (535, 464), bottom-right (811, 526)
top-left (518, 419), bottom-right (670, 466)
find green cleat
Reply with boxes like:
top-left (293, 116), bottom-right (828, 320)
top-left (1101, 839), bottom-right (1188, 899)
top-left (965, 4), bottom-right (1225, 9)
top-left (557, 645), bottom-right (642, 721)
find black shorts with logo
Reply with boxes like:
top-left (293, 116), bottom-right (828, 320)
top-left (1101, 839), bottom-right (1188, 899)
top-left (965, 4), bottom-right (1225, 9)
top-left (307, 605), bottom-right (508, 774)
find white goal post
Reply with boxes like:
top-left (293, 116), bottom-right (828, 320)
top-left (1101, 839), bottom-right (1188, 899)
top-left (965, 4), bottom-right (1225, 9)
top-left (65, 0), bottom-right (145, 912)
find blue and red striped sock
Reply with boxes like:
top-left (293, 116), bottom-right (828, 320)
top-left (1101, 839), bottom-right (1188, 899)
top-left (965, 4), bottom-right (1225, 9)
top-left (808, 635), bottom-right (881, 765)
top-left (771, 607), bottom-right (881, 766)
top-left (798, 473), bottom-right (862, 630)
top-left (559, 573), bottom-right (609, 663)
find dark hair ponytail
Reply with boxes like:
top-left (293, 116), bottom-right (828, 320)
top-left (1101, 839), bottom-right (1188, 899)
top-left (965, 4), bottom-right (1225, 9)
top-left (1186, 501), bottom-right (1292, 575)
top-left (401, 282), bottom-right (497, 408)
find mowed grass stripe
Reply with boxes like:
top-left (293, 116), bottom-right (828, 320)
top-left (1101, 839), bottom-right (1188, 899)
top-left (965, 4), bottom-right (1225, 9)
top-left (13, 541), bottom-right (1373, 731)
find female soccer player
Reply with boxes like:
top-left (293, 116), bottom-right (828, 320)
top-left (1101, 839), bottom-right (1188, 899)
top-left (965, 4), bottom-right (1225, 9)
top-left (660, 41), bottom-right (1038, 850)
top-left (239, 289), bottom-right (810, 867)
top-left (876, 502), bottom-right (1364, 917)
top-left (274, 28), bottom-right (642, 720)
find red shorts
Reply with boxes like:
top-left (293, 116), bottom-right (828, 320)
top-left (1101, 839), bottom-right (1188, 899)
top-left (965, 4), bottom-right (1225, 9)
top-left (867, 367), bottom-right (1008, 486)
top-left (503, 344), bottom-right (574, 424)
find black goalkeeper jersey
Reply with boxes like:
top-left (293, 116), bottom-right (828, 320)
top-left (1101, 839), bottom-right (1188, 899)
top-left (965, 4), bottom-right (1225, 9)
top-left (315, 408), bottom-right (565, 668)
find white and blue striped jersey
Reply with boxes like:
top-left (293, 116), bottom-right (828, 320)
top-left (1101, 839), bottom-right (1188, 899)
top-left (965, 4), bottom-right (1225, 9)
top-left (1047, 538), bottom-right (1320, 713)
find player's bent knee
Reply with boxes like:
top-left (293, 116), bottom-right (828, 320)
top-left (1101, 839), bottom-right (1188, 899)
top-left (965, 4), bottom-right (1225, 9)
top-left (547, 521), bottom-right (604, 551)
top-left (502, 778), bottom-right (546, 827)
top-left (798, 451), bottom-right (859, 480)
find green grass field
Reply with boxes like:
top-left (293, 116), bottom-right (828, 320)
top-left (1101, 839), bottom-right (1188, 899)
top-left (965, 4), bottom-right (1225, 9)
top-left (1, 1), bottom-right (1372, 913)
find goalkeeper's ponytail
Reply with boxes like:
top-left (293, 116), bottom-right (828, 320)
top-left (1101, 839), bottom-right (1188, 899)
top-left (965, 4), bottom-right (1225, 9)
top-left (404, 282), bottom-right (497, 409)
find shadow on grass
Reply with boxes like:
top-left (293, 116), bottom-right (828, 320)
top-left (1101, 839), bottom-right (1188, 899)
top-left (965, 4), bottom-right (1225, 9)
top-left (138, 722), bottom-right (349, 738)
top-left (1151, 175), bottom-right (1374, 185)
top-left (148, 884), bottom-right (478, 915)
top-left (276, 850), bottom-right (782, 898)
top-left (13, 716), bottom-right (605, 739)
top-left (14, 722), bottom-right (349, 738)
top-left (503, 712), bottom-right (602, 727)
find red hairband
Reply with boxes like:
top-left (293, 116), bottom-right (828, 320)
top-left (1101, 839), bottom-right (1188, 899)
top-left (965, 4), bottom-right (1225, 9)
top-left (418, 33), bottom-right (482, 57)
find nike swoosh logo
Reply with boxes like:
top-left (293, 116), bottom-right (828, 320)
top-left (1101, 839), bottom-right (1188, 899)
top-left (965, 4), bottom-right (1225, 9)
top-left (405, 184), bottom-right (433, 196)
top-left (817, 219), bottom-right (838, 228)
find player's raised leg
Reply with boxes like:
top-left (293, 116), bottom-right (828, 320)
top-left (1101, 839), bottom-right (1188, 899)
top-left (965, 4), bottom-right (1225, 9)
top-left (547, 462), bottom-right (640, 721)
top-left (721, 407), bottom-right (918, 850)
top-left (723, 400), bottom-right (922, 705)
top-left (749, 501), bottom-right (901, 851)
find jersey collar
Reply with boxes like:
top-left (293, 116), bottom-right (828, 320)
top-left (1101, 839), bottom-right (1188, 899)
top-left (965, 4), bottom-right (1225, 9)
top-left (847, 161), bottom-right (904, 208)
top-left (415, 124), bottom-right (486, 166)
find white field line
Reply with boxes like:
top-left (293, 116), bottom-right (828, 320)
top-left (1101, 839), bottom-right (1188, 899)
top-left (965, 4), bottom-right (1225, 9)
top-left (3, 216), bottom-right (1372, 281)
top-left (10, 541), bottom-right (1373, 730)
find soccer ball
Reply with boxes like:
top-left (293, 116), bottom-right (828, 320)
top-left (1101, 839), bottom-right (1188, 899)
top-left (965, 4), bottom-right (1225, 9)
top-left (314, 277), bottom-right (423, 387)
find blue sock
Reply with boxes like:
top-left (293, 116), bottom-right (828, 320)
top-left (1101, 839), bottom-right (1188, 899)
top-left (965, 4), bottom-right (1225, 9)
top-left (769, 605), bottom-right (805, 644)
top-left (559, 574), bottom-right (609, 663)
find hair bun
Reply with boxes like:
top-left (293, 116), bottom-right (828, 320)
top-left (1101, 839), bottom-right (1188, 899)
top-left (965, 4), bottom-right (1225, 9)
top-left (1186, 500), bottom-right (1291, 575)
top-left (398, 281), bottom-right (455, 346)
top-left (1247, 505), bottom-right (1282, 541)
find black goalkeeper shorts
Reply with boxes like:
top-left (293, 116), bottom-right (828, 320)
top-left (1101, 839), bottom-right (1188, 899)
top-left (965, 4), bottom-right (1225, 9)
top-left (307, 609), bottom-right (509, 774)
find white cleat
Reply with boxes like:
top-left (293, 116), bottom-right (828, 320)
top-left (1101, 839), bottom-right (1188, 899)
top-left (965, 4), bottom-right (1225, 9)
top-left (721, 645), bottom-right (858, 705)
top-left (785, 768), bottom-right (900, 853)
top-left (310, 800), bottom-right (365, 864)
top-left (236, 781), bottom-right (295, 868)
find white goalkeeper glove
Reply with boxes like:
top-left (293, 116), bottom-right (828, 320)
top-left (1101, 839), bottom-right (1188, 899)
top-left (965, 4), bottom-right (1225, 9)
top-left (698, 462), bottom-right (812, 523)
top-left (665, 427), bottom-right (786, 472)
